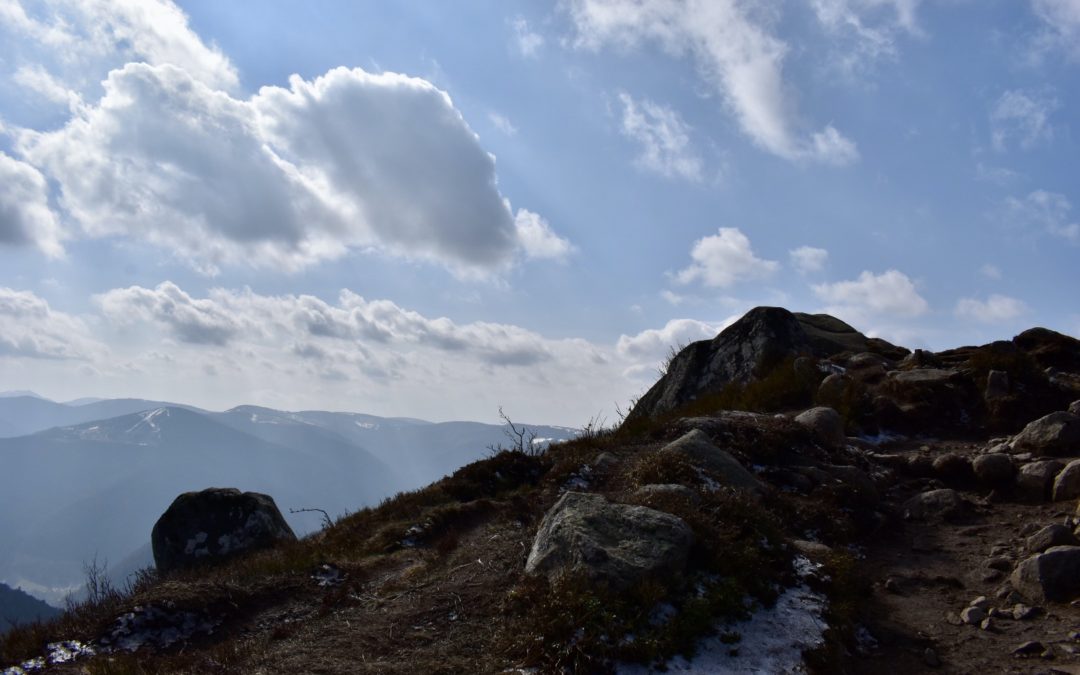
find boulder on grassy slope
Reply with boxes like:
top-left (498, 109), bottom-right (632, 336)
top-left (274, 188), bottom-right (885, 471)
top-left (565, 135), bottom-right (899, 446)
top-left (525, 492), bottom-right (693, 589)
top-left (152, 488), bottom-right (296, 574)
top-left (794, 407), bottom-right (846, 449)
top-left (660, 429), bottom-right (763, 492)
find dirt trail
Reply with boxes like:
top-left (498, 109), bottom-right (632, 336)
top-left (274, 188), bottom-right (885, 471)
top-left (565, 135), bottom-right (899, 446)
top-left (854, 439), bottom-right (1080, 675)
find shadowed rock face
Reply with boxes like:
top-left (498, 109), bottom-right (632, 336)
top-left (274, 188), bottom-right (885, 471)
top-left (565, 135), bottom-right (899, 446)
top-left (151, 488), bottom-right (296, 574)
top-left (627, 307), bottom-right (906, 421)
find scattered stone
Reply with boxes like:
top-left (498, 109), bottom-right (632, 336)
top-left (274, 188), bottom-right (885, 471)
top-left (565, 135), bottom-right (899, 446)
top-left (1053, 459), bottom-right (1080, 501)
top-left (884, 577), bottom-right (903, 594)
top-left (1011, 545), bottom-right (1080, 602)
top-left (972, 453), bottom-right (1015, 487)
top-left (792, 540), bottom-right (833, 557)
top-left (659, 430), bottom-right (763, 492)
top-left (903, 489), bottom-right (966, 522)
top-left (980, 617), bottom-right (996, 632)
top-left (794, 406), bottom-right (846, 449)
top-left (986, 557), bottom-right (1013, 572)
top-left (1013, 640), bottom-right (1045, 656)
top-left (525, 491), bottom-right (694, 589)
top-left (932, 453), bottom-right (974, 485)
top-left (151, 488), bottom-right (296, 574)
top-left (1017, 460), bottom-right (1066, 502)
top-left (922, 647), bottom-right (941, 668)
top-left (969, 596), bottom-right (991, 610)
top-left (816, 373), bottom-right (852, 408)
top-left (960, 606), bottom-right (987, 625)
top-left (1011, 412), bottom-right (1080, 457)
top-left (593, 452), bottom-right (620, 473)
top-left (1070, 400), bottom-right (1080, 416)
top-left (1027, 524), bottom-right (1079, 553)
top-left (1012, 603), bottom-right (1041, 620)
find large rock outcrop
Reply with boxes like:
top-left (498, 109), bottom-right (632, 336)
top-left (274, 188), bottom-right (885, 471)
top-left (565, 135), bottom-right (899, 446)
top-left (627, 307), bottom-right (905, 421)
top-left (525, 492), bottom-right (693, 589)
top-left (151, 488), bottom-right (296, 574)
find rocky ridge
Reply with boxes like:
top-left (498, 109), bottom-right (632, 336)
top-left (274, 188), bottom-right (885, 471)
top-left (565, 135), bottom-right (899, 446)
top-left (3, 306), bottom-right (1080, 674)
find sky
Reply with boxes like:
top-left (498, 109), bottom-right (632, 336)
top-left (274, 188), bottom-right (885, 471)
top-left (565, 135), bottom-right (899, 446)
top-left (0, 0), bottom-right (1077, 426)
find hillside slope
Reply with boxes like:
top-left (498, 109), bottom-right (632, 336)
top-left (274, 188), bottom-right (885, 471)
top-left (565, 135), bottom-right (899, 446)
top-left (3, 307), bottom-right (1080, 673)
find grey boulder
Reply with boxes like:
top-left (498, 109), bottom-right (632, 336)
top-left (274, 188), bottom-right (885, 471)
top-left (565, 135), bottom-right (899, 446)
top-left (660, 429), bottom-right (763, 492)
top-left (1026, 524), bottom-right (1078, 554)
top-left (794, 406), bottom-right (846, 449)
top-left (972, 453), bottom-right (1015, 488)
top-left (151, 488), bottom-right (296, 574)
top-left (525, 491), bottom-right (693, 589)
top-left (1011, 545), bottom-right (1080, 603)
top-left (1011, 412), bottom-right (1080, 457)
top-left (1016, 460), bottom-right (1065, 502)
top-left (1052, 459), bottom-right (1080, 501)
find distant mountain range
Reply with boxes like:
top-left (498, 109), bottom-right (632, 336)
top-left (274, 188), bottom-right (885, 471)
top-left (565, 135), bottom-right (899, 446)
top-left (0, 394), bottom-right (576, 606)
top-left (0, 582), bottom-right (61, 634)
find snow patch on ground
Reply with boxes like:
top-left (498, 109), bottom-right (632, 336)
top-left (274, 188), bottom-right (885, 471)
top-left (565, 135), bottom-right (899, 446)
top-left (619, 556), bottom-right (828, 674)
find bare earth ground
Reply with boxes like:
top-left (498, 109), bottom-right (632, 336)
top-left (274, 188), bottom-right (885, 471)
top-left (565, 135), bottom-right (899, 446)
top-left (852, 439), bottom-right (1080, 675)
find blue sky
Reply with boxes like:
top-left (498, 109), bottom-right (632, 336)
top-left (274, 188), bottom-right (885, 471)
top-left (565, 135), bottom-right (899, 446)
top-left (0, 0), bottom-right (1077, 425)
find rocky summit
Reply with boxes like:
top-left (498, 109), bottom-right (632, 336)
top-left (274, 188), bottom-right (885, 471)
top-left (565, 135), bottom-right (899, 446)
top-left (4, 306), bottom-right (1080, 674)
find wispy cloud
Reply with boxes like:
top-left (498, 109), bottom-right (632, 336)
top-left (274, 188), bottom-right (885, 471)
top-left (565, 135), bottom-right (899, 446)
top-left (565, 0), bottom-right (859, 165)
top-left (618, 92), bottom-right (703, 181)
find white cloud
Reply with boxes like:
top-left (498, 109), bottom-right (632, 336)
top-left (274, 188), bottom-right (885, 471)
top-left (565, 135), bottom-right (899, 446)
top-left (618, 92), bottom-right (703, 181)
top-left (812, 0), bottom-right (920, 75)
top-left (12, 64), bottom-right (82, 109)
top-left (675, 227), bottom-right (780, 288)
top-left (980, 263), bottom-right (1002, 280)
top-left (0, 287), bottom-right (103, 360)
top-left (489, 111), bottom-right (518, 136)
top-left (514, 209), bottom-right (575, 261)
top-left (97, 282), bottom-right (562, 367)
top-left (615, 318), bottom-right (719, 361)
top-left (990, 90), bottom-right (1058, 151)
top-left (0, 151), bottom-right (64, 257)
top-left (15, 63), bottom-right (567, 274)
top-left (1031, 0), bottom-right (1080, 61)
top-left (565, 0), bottom-right (859, 164)
top-left (955, 294), bottom-right (1030, 323)
top-left (789, 246), bottom-right (829, 274)
top-left (813, 269), bottom-right (929, 318)
top-left (1005, 190), bottom-right (1080, 242)
top-left (82, 281), bottom-right (642, 423)
top-left (511, 16), bottom-right (545, 57)
top-left (0, 0), bottom-right (238, 97)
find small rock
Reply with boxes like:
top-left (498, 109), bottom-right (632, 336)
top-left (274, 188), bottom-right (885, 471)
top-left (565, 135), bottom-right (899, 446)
top-left (969, 596), bottom-right (991, 610)
top-left (884, 577), bottom-right (903, 594)
top-left (932, 453), bottom-right (974, 485)
top-left (634, 483), bottom-right (698, 503)
top-left (1013, 640), bottom-right (1044, 656)
top-left (792, 540), bottom-right (833, 557)
top-left (986, 557), bottom-right (1013, 572)
top-left (960, 606), bottom-right (987, 625)
top-left (903, 489), bottom-right (967, 521)
top-left (982, 569), bottom-right (1004, 583)
top-left (1027, 523), bottom-right (1079, 553)
top-left (1011, 603), bottom-right (1041, 620)
top-left (1070, 400), bottom-right (1080, 416)
top-left (972, 453), bottom-right (1015, 488)
top-left (923, 647), bottom-right (941, 668)
top-left (980, 617), bottom-right (996, 632)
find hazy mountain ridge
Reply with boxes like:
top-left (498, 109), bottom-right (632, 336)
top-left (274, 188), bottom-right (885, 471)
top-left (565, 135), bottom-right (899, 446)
top-left (0, 582), bottom-right (60, 635)
top-left (0, 397), bottom-right (576, 605)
